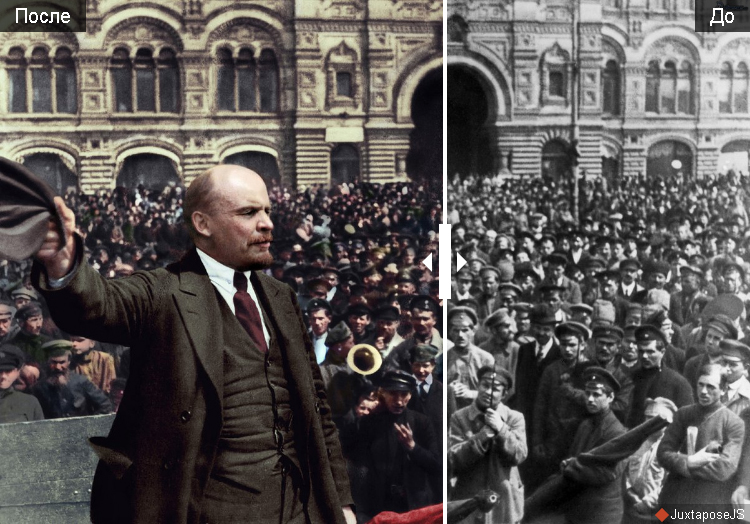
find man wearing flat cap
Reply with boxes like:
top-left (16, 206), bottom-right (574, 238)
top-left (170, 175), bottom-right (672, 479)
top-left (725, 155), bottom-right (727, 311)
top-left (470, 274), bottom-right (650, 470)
top-left (10, 287), bottom-right (39, 311)
top-left (10, 302), bottom-right (51, 365)
top-left (479, 308), bottom-right (520, 399)
top-left (343, 370), bottom-right (440, 522)
top-left (719, 340), bottom-right (750, 416)
top-left (658, 363), bottom-right (744, 510)
top-left (477, 266), bottom-right (504, 321)
top-left (597, 270), bottom-right (631, 327)
top-left (446, 307), bottom-right (494, 412)
top-left (669, 265), bottom-right (704, 327)
top-left (628, 325), bottom-right (693, 427)
top-left (512, 306), bottom-right (560, 447)
top-left (387, 295), bottom-right (442, 373)
top-left (346, 303), bottom-right (373, 344)
top-left (683, 313), bottom-right (738, 392)
top-left (0, 301), bottom-right (19, 344)
top-left (557, 367), bottom-right (627, 524)
top-left (450, 365), bottom-right (527, 524)
top-left (31, 339), bottom-right (112, 419)
top-left (0, 344), bottom-right (43, 423)
top-left (587, 325), bottom-right (633, 424)
top-left (362, 305), bottom-right (404, 360)
top-left (532, 322), bottom-right (590, 488)
top-left (538, 253), bottom-right (582, 305)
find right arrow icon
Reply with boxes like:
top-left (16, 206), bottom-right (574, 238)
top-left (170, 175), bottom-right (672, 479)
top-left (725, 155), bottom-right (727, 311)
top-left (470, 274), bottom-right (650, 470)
top-left (456, 253), bottom-right (467, 272)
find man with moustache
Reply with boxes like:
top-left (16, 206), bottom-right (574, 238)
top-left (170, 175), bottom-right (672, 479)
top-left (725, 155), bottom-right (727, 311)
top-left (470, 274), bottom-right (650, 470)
top-left (387, 296), bottom-right (442, 373)
top-left (31, 340), bottom-right (111, 419)
top-left (32, 165), bottom-right (355, 523)
top-left (362, 305), bottom-right (404, 360)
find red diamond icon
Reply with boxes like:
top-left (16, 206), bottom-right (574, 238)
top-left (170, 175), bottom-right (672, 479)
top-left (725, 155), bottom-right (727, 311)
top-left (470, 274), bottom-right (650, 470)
top-left (655, 508), bottom-right (669, 522)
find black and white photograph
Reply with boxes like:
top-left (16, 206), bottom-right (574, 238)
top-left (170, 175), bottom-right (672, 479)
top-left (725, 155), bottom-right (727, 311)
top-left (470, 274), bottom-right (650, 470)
top-left (446, 1), bottom-right (750, 523)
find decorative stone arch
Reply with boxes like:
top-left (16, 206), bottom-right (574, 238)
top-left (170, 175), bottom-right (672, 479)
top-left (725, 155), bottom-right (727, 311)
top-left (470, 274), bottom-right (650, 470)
top-left (103, 14), bottom-right (184, 52)
top-left (12, 145), bottom-right (79, 173)
top-left (204, 13), bottom-right (285, 53)
top-left (712, 36), bottom-right (750, 68)
top-left (538, 128), bottom-right (572, 146)
top-left (601, 35), bottom-right (626, 66)
top-left (636, 30), bottom-right (701, 64)
top-left (601, 23), bottom-right (629, 54)
top-left (114, 144), bottom-right (183, 181)
top-left (220, 144), bottom-right (281, 186)
top-left (644, 135), bottom-right (697, 178)
top-left (601, 136), bottom-right (623, 181)
top-left (716, 133), bottom-right (750, 151)
top-left (218, 141), bottom-right (280, 163)
top-left (394, 52), bottom-right (442, 123)
top-left (0, 31), bottom-right (80, 55)
top-left (447, 49), bottom-right (512, 122)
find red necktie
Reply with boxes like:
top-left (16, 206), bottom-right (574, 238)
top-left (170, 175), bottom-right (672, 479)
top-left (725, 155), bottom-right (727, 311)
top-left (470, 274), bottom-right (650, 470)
top-left (233, 271), bottom-right (268, 353)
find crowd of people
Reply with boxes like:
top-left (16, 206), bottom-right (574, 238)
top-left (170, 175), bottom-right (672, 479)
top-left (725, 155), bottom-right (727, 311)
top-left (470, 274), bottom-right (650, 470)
top-left (447, 171), bottom-right (750, 523)
top-left (0, 178), bottom-right (443, 523)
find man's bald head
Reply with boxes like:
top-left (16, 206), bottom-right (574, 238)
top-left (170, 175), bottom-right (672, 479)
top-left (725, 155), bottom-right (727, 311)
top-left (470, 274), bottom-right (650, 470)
top-left (184, 164), bottom-right (265, 241)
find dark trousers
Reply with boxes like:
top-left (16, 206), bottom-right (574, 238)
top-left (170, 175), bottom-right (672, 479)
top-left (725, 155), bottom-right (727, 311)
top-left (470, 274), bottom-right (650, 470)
top-left (201, 459), bottom-right (307, 524)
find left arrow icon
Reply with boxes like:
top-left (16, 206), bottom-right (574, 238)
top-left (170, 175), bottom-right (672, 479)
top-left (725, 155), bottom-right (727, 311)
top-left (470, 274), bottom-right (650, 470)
top-left (457, 253), bottom-right (466, 271)
top-left (422, 253), bottom-right (433, 272)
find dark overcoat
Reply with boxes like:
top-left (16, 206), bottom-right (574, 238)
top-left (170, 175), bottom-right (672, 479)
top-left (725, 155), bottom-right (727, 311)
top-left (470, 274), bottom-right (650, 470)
top-left (32, 244), bottom-right (353, 524)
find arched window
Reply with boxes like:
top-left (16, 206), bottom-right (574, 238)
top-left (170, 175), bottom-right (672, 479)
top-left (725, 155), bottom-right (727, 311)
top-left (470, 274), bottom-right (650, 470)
top-left (215, 47), bottom-right (279, 113)
top-left (111, 47), bottom-right (133, 112)
top-left (720, 62), bottom-right (733, 114)
top-left (735, 62), bottom-right (748, 113)
top-left (216, 47), bottom-right (235, 111)
top-left (660, 61), bottom-right (676, 113)
top-left (111, 47), bottom-right (180, 113)
top-left (30, 47), bottom-right (52, 113)
top-left (7, 47), bottom-right (27, 113)
top-left (646, 60), bottom-right (659, 113)
top-left (54, 47), bottom-right (77, 113)
top-left (237, 47), bottom-right (256, 111)
top-left (258, 49), bottom-right (278, 112)
top-left (134, 48), bottom-right (155, 111)
top-left (602, 59), bottom-right (620, 115)
top-left (158, 49), bottom-right (179, 113)
top-left (330, 144), bottom-right (360, 185)
top-left (646, 59), bottom-right (694, 115)
top-left (540, 44), bottom-right (569, 106)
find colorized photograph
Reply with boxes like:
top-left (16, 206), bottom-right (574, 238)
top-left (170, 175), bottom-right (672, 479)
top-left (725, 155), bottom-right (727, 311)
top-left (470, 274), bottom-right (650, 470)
top-left (0, 1), bottom-right (443, 522)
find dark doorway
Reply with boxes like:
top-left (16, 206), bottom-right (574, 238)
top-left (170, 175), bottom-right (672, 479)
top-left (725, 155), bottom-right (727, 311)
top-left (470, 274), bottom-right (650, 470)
top-left (541, 140), bottom-right (571, 183)
top-left (117, 154), bottom-right (180, 189)
top-left (330, 144), bottom-right (360, 185)
top-left (406, 67), bottom-right (442, 195)
top-left (223, 151), bottom-right (281, 186)
top-left (647, 141), bottom-right (692, 179)
top-left (447, 66), bottom-right (495, 179)
top-left (23, 153), bottom-right (77, 194)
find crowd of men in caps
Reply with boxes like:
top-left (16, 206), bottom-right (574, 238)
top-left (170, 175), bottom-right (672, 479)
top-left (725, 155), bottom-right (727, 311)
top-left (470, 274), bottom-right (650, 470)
top-left (447, 172), bottom-right (750, 523)
top-left (0, 180), bottom-right (443, 520)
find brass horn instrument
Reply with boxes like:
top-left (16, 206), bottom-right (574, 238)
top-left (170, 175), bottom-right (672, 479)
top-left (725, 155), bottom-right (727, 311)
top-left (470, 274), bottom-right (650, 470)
top-left (346, 343), bottom-right (383, 376)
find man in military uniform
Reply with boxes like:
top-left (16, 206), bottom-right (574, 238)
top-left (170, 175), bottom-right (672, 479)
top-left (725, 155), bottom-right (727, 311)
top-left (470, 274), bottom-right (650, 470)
top-left (0, 302), bottom-right (18, 344)
top-left (719, 339), bottom-right (750, 416)
top-left (446, 307), bottom-right (494, 412)
top-left (387, 296), bottom-right (442, 373)
top-left (559, 367), bottom-right (627, 524)
top-left (0, 344), bottom-right (43, 423)
top-left (9, 303), bottom-right (50, 365)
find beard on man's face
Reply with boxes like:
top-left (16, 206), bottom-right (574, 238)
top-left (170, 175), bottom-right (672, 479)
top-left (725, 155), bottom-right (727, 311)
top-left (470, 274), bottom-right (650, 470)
top-left (46, 368), bottom-right (69, 387)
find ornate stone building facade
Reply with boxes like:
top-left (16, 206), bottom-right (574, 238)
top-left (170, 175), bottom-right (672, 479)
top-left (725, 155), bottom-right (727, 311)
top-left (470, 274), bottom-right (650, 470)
top-left (447, 0), bottom-right (750, 181)
top-left (0, 0), bottom-right (442, 192)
